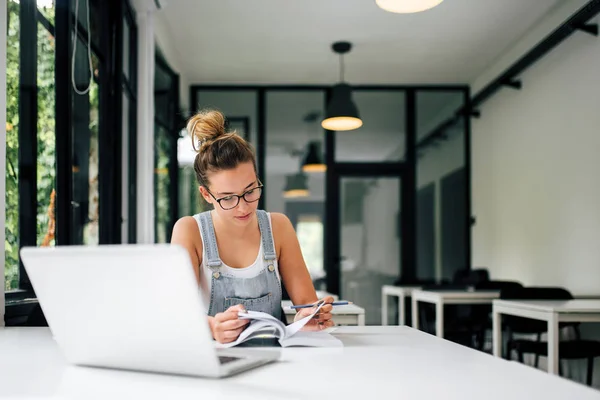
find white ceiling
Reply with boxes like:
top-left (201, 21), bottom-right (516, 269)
top-left (157, 0), bottom-right (562, 85)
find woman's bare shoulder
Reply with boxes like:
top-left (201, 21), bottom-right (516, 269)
top-left (269, 212), bottom-right (293, 231)
top-left (171, 216), bottom-right (203, 250)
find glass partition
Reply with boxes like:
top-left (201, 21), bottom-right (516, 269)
top-left (335, 90), bottom-right (405, 162)
top-left (416, 91), bottom-right (466, 282)
top-left (266, 90), bottom-right (326, 283)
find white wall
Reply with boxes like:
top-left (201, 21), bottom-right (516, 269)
top-left (471, 13), bottom-right (600, 388)
top-left (472, 16), bottom-right (600, 295)
top-left (1, 0), bottom-right (7, 328)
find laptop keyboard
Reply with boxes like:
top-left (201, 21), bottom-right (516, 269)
top-left (219, 355), bottom-right (240, 365)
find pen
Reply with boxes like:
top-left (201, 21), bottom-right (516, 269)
top-left (288, 301), bottom-right (353, 310)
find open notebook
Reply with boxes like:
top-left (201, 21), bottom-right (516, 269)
top-left (215, 302), bottom-right (343, 348)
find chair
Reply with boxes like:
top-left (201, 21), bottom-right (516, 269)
top-left (501, 286), bottom-right (600, 386)
top-left (453, 268), bottom-right (490, 286)
top-left (470, 280), bottom-right (524, 350)
top-left (416, 283), bottom-right (476, 346)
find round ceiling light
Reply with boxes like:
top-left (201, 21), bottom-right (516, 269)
top-left (375, 0), bottom-right (443, 13)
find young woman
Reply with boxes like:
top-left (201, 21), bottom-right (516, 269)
top-left (171, 109), bottom-right (334, 344)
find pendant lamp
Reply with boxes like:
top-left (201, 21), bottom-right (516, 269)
top-left (283, 172), bottom-right (309, 198)
top-left (302, 141), bottom-right (326, 173)
top-left (376, 0), bottom-right (443, 13)
top-left (322, 42), bottom-right (362, 131)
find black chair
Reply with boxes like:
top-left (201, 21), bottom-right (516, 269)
top-left (453, 268), bottom-right (490, 286)
top-left (416, 283), bottom-right (477, 346)
top-left (470, 280), bottom-right (524, 350)
top-left (501, 286), bottom-right (600, 386)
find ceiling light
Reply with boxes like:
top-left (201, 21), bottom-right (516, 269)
top-left (376, 0), bottom-right (443, 13)
top-left (283, 173), bottom-right (309, 198)
top-left (302, 142), bottom-right (326, 173)
top-left (322, 42), bottom-right (362, 132)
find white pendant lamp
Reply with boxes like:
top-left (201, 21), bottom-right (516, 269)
top-left (376, 0), bottom-right (443, 13)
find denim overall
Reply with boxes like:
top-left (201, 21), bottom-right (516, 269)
top-left (197, 209), bottom-right (282, 321)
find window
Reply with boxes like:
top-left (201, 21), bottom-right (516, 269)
top-left (5, 0), bottom-right (20, 291)
top-left (296, 216), bottom-right (324, 279)
top-left (154, 52), bottom-right (179, 243)
top-left (5, 0), bottom-right (138, 302)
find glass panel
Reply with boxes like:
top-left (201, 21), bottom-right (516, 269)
top-left (154, 125), bottom-right (171, 243)
top-left (71, 35), bottom-right (100, 245)
top-left (340, 177), bottom-right (401, 325)
top-left (192, 90), bottom-right (258, 158)
top-left (121, 93), bottom-right (129, 243)
top-left (297, 216), bottom-right (324, 279)
top-left (37, 19), bottom-right (56, 248)
top-left (122, 16), bottom-right (130, 80)
top-left (154, 64), bottom-right (173, 127)
top-left (265, 91), bottom-right (326, 288)
top-left (335, 90), bottom-right (405, 162)
top-left (5, 0), bottom-right (20, 291)
top-left (265, 91), bottom-right (325, 212)
top-left (416, 91), bottom-right (466, 281)
top-left (37, 0), bottom-right (55, 24)
top-left (185, 90), bottom-right (258, 216)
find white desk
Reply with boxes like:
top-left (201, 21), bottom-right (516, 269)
top-left (381, 285), bottom-right (421, 325)
top-left (281, 300), bottom-right (365, 326)
top-left (2, 327), bottom-right (600, 399)
top-left (315, 290), bottom-right (339, 301)
top-left (492, 299), bottom-right (600, 375)
top-left (411, 289), bottom-right (500, 337)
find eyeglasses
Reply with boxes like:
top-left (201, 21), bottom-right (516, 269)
top-left (206, 181), bottom-right (264, 210)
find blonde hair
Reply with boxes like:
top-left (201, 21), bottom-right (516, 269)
top-left (186, 109), bottom-right (256, 187)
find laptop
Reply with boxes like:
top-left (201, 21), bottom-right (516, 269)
top-left (19, 243), bottom-right (280, 378)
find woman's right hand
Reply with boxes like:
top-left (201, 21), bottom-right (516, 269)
top-left (209, 304), bottom-right (250, 344)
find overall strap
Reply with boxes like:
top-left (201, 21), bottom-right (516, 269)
top-left (198, 211), bottom-right (222, 267)
top-left (256, 210), bottom-right (276, 261)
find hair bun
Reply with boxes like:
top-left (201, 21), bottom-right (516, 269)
top-left (187, 109), bottom-right (226, 152)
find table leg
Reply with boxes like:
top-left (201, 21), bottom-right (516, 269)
top-left (547, 313), bottom-right (559, 375)
top-left (412, 297), bottom-right (419, 330)
top-left (399, 295), bottom-right (405, 326)
top-left (436, 301), bottom-right (444, 338)
top-left (358, 314), bottom-right (365, 326)
top-left (492, 307), bottom-right (501, 357)
top-left (382, 292), bottom-right (388, 326)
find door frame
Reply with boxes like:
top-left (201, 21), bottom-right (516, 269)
top-left (324, 89), bottom-right (416, 297)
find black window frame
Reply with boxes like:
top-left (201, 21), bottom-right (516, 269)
top-left (6, 0), bottom-right (138, 311)
top-left (153, 52), bottom-right (180, 243)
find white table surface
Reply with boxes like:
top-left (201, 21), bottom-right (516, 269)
top-left (281, 300), bottom-right (366, 325)
top-left (2, 326), bottom-right (600, 399)
top-left (381, 285), bottom-right (421, 326)
top-left (411, 290), bottom-right (500, 337)
top-left (492, 299), bottom-right (600, 375)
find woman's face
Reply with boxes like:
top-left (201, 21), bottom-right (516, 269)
top-left (200, 161), bottom-right (262, 226)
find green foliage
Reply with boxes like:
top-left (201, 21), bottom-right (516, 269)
top-left (155, 126), bottom-right (171, 243)
top-left (5, 0), bottom-right (21, 291)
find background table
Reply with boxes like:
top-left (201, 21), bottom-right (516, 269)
top-left (411, 289), bottom-right (500, 337)
top-left (492, 299), bottom-right (600, 375)
top-left (381, 285), bottom-right (421, 326)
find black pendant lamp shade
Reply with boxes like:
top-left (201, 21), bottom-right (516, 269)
top-left (283, 172), bottom-right (309, 198)
top-left (321, 42), bottom-right (363, 131)
top-left (302, 141), bottom-right (326, 173)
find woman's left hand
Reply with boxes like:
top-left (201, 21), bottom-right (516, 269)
top-left (294, 296), bottom-right (335, 331)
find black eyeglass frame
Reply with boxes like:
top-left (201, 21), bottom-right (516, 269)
top-left (205, 179), bottom-right (264, 210)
